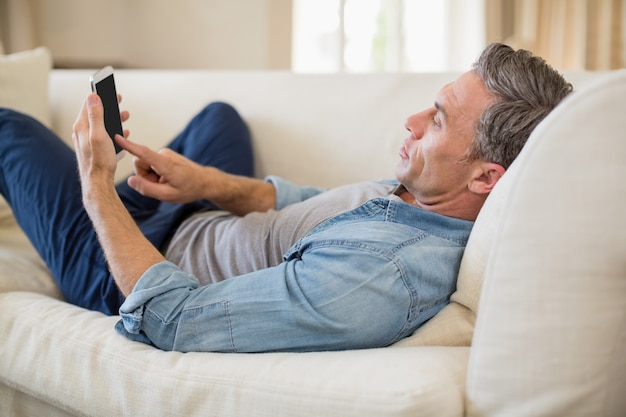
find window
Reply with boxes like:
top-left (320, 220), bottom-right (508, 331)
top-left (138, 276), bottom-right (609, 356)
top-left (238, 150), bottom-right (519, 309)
top-left (292, 0), bottom-right (486, 73)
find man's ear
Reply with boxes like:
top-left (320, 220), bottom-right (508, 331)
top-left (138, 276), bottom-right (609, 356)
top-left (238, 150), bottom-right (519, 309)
top-left (468, 162), bottom-right (506, 195)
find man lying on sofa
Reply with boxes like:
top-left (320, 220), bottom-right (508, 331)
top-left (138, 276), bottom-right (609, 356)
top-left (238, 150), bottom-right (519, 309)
top-left (0, 43), bottom-right (572, 352)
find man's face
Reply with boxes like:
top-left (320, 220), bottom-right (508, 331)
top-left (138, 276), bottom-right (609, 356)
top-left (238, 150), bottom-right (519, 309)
top-left (395, 70), bottom-right (494, 207)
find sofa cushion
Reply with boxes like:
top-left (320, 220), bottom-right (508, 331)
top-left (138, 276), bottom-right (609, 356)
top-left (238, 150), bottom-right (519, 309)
top-left (0, 291), bottom-right (470, 417)
top-left (0, 46), bottom-right (52, 127)
top-left (466, 70), bottom-right (626, 415)
top-left (0, 46), bottom-right (53, 227)
top-left (0, 223), bottom-right (62, 298)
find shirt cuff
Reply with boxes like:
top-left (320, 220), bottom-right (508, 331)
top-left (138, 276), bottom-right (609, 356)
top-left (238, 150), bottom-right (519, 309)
top-left (264, 175), bottom-right (326, 210)
top-left (117, 260), bottom-right (199, 335)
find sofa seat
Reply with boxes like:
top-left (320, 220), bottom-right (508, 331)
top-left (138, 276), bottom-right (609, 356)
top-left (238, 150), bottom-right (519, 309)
top-left (1, 291), bottom-right (470, 416)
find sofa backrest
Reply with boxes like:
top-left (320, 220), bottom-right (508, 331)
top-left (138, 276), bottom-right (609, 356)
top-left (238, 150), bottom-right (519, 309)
top-left (465, 70), bottom-right (626, 415)
top-left (48, 71), bottom-right (462, 186)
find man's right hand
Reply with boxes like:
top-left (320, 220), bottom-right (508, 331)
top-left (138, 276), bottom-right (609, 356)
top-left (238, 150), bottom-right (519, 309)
top-left (119, 136), bottom-right (209, 204)
top-left (118, 136), bottom-right (276, 216)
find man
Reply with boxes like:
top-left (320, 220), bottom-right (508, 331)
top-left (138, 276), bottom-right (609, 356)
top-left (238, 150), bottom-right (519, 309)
top-left (0, 43), bottom-right (572, 352)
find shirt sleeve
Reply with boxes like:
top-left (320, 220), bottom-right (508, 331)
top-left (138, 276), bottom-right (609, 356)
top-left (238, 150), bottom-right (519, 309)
top-left (116, 241), bottom-right (416, 353)
top-left (264, 175), bottom-right (326, 210)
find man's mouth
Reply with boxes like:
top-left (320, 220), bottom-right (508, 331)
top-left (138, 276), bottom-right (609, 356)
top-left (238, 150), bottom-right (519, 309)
top-left (399, 139), bottom-right (411, 159)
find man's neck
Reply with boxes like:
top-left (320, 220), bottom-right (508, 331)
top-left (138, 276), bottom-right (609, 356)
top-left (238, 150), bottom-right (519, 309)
top-left (396, 187), bottom-right (482, 222)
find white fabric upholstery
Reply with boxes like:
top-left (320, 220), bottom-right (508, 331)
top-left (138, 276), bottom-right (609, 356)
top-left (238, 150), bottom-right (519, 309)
top-left (0, 223), bottom-right (62, 298)
top-left (0, 47), bottom-right (53, 226)
top-left (0, 292), bottom-right (469, 417)
top-left (47, 71), bottom-right (463, 186)
top-left (466, 70), bottom-right (626, 416)
top-left (0, 47), bottom-right (52, 127)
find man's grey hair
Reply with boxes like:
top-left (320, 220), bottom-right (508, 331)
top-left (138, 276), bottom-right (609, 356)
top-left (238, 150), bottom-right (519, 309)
top-left (467, 43), bottom-right (573, 169)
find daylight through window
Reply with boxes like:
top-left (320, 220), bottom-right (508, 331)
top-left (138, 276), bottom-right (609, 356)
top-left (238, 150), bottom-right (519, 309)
top-left (292, 0), bottom-right (486, 73)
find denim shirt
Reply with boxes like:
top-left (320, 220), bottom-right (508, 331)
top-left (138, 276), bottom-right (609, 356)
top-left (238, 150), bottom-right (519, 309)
top-left (116, 179), bottom-right (474, 353)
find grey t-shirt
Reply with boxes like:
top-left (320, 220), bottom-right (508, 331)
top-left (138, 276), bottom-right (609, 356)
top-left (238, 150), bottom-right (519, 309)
top-left (165, 181), bottom-right (400, 285)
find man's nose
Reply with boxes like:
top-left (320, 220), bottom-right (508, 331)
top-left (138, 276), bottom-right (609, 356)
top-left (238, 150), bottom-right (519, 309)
top-left (405, 112), bottom-right (425, 139)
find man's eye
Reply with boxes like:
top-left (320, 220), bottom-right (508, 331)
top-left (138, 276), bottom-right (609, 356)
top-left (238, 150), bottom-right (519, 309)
top-left (433, 116), bottom-right (441, 127)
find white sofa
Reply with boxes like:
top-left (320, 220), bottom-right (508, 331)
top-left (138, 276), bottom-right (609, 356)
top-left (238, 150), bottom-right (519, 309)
top-left (1, 48), bottom-right (625, 416)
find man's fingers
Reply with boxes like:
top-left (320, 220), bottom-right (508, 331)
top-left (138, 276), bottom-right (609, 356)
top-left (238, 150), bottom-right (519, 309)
top-left (127, 174), bottom-right (174, 201)
top-left (117, 135), bottom-right (162, 168)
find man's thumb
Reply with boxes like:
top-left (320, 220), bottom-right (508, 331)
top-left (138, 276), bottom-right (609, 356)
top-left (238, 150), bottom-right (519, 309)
top-left (87, 93), bottom-right (103, 120)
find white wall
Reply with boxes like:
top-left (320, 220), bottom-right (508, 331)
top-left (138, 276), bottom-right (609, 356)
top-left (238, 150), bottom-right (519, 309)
top-left (1, 0), bottom-right (292, 69)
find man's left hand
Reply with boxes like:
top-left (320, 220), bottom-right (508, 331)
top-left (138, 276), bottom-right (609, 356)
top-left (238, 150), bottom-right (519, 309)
top-left (72, 93), bottom-right (129, 197)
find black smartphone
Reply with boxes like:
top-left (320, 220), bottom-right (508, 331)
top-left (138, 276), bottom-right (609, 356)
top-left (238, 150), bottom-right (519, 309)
top-left (90, 66), bottom-right (125, 160)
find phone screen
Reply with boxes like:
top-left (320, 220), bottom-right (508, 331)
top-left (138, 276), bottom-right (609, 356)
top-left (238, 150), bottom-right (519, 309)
top-left (94, 74), bottom-right (124, 154)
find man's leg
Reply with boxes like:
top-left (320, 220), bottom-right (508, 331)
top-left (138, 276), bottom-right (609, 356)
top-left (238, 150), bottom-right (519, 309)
top-left (0, 109), bottom-right (121, 314)
top-left (116, 101), bottom-right (254, 249)
top-left (0, 102), bottom-right (253, 314)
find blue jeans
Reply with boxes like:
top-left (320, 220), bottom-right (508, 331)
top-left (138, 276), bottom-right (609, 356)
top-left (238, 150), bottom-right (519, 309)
top-left (0, 103), bottom-right (253, 315)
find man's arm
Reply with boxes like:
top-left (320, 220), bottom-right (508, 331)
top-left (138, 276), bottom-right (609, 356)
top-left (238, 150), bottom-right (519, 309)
top-left (82, 175), bottom-right (165, 296)
top-left (117, 136), bottom-right (276, 216)
top-left (117, 250), bottom-right (413, 353)
top-left (73, 93), bottom-right (166, 295)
